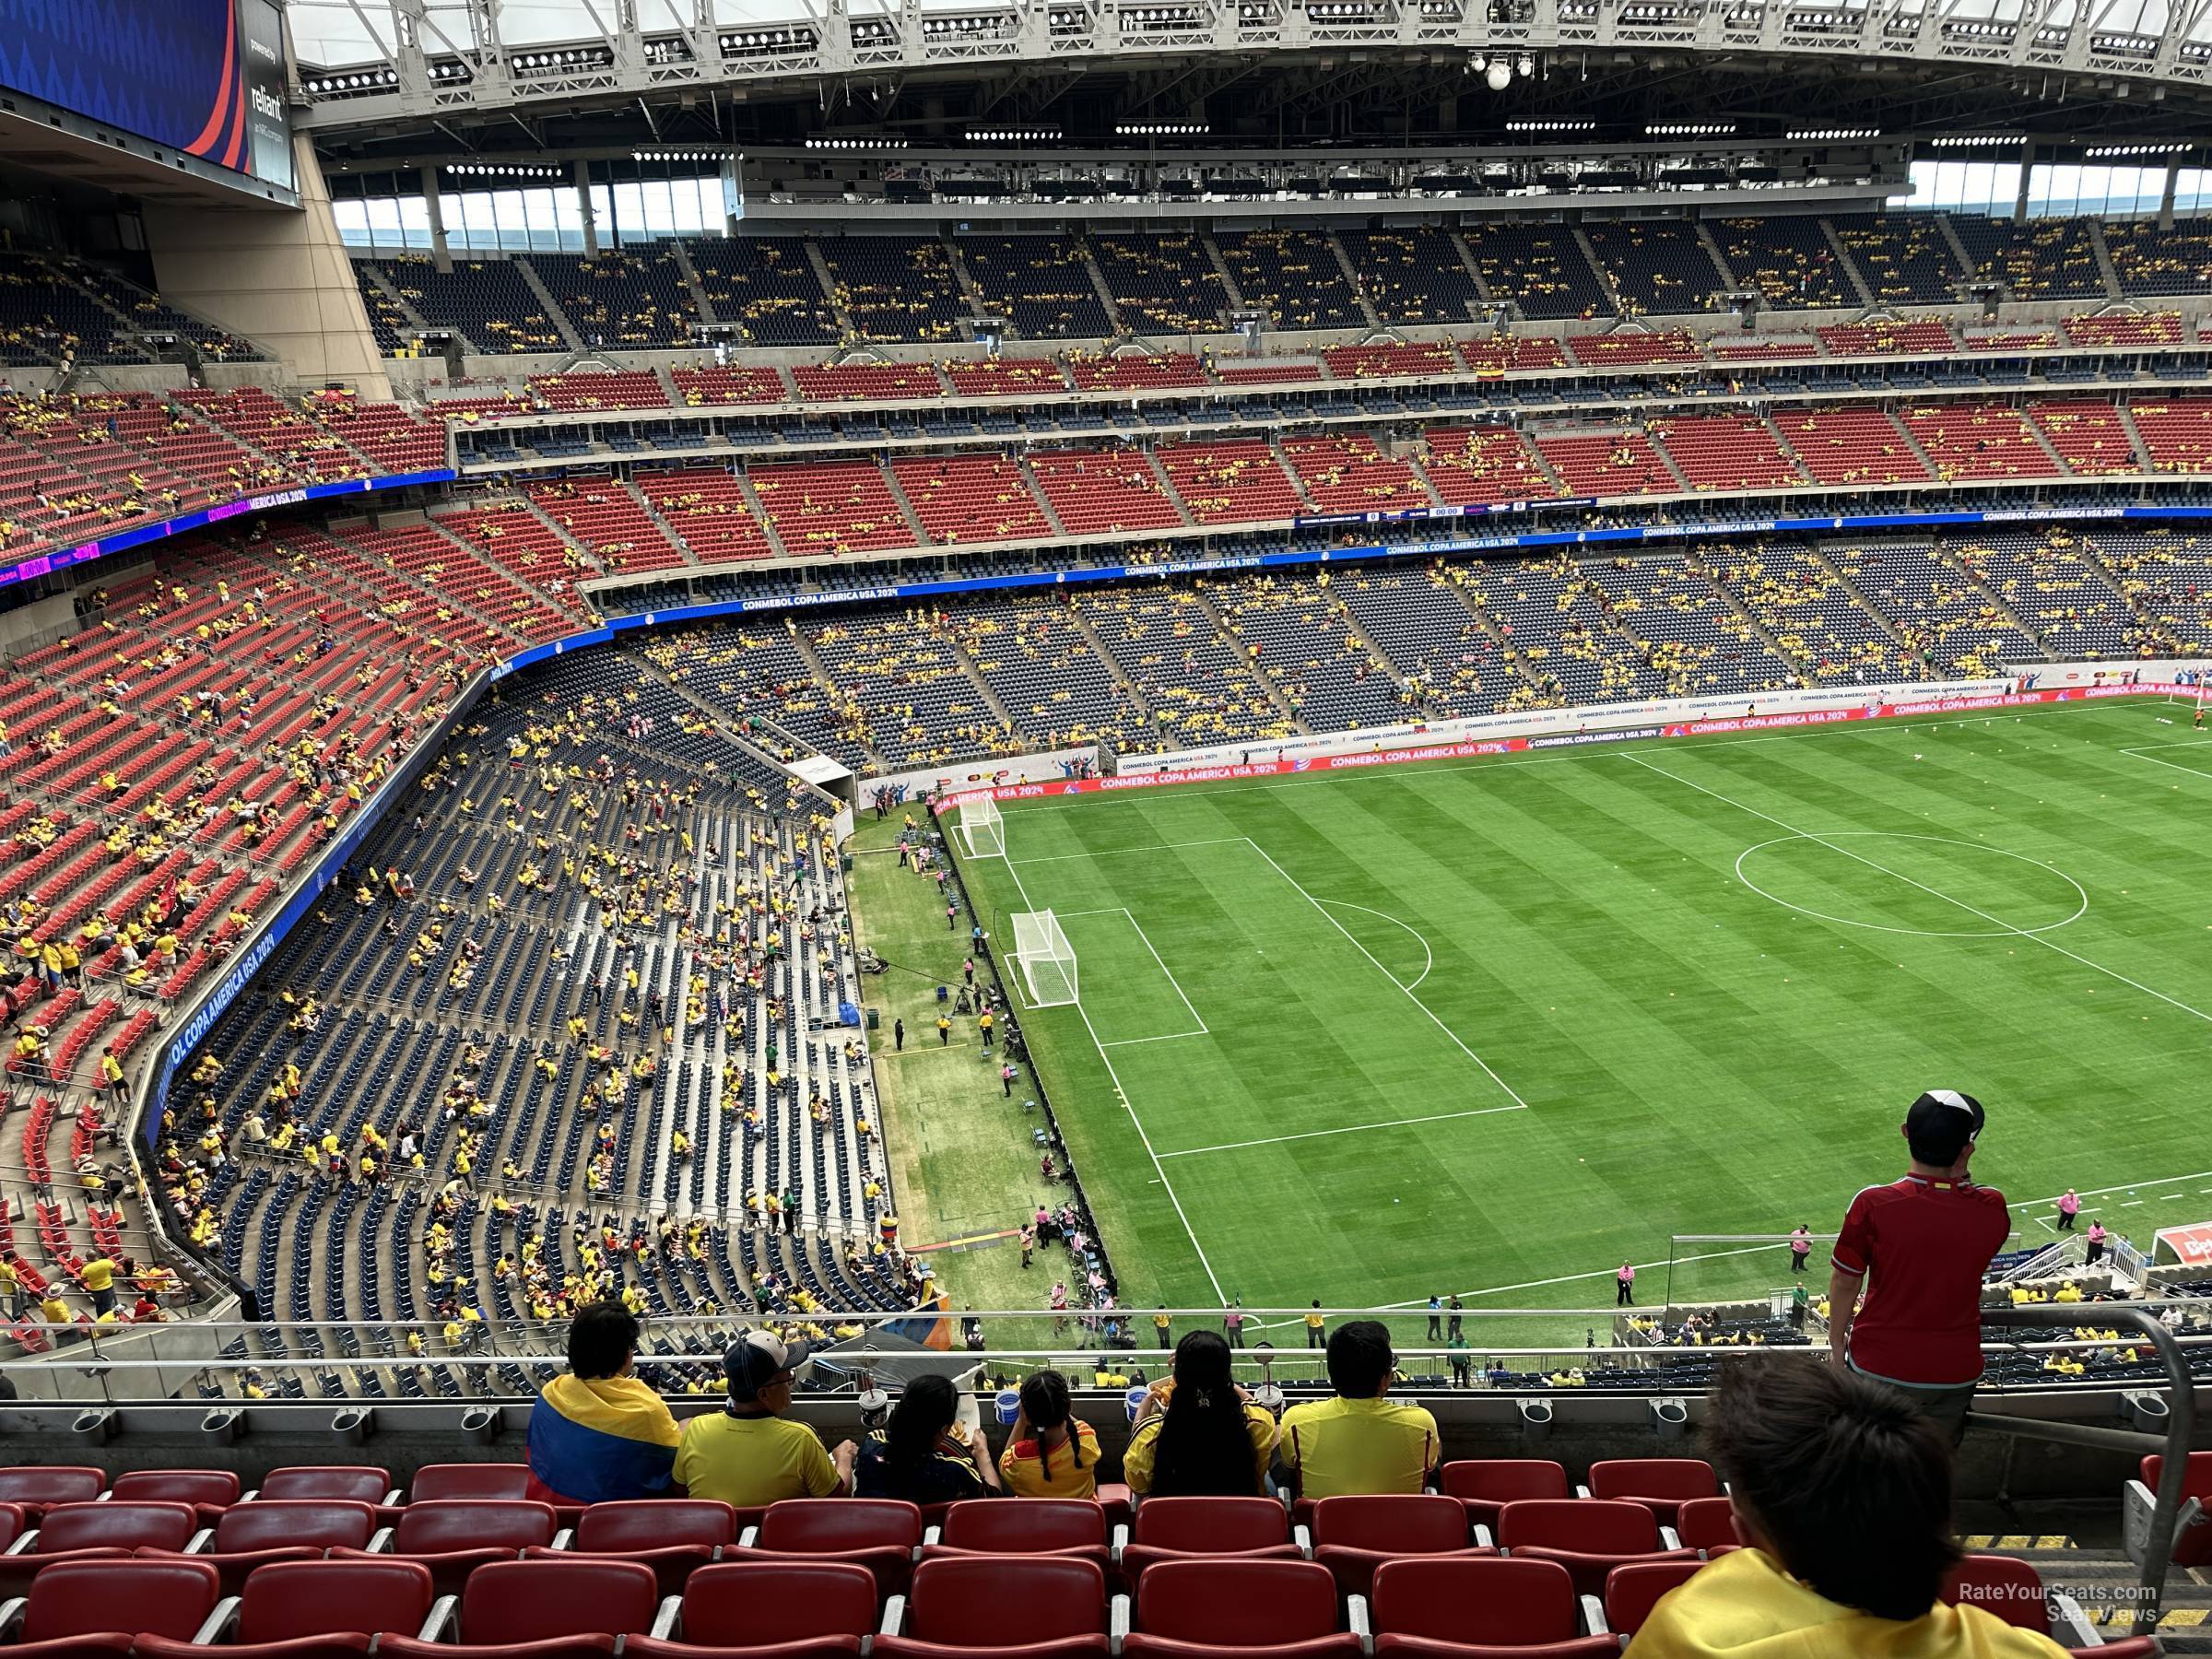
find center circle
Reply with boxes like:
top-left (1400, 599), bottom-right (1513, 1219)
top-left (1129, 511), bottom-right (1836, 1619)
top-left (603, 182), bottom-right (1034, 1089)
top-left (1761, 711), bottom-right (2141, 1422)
top-left (1732, 832), bottom-right (2088, 939)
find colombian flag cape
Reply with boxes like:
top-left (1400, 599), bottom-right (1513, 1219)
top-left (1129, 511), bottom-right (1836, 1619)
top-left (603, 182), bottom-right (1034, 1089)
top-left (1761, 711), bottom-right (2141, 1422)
top-left (524, 1374), bottom-right (680, 1504)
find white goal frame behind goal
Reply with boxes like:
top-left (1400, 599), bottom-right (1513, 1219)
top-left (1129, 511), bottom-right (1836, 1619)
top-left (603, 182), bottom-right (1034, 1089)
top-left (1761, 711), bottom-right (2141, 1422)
top-left (1011, 910), bottom-right (1079, 1007)
top-left (956, 796), bottom-right (1006, 860)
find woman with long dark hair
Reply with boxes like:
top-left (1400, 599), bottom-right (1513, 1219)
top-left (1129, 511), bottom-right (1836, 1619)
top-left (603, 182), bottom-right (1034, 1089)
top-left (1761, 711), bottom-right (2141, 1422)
top-left (854, 1372), bottom-right (1001, 1502)
top-left (1122, 1330), bottom-right (1278, 1498)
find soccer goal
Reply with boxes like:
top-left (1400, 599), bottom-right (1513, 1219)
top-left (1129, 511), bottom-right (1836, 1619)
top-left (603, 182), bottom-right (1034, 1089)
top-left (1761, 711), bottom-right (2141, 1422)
top-left (955, 796), bottom-right (1006, 860)
top-left (1011, 910), bottom-right (1079, 1007)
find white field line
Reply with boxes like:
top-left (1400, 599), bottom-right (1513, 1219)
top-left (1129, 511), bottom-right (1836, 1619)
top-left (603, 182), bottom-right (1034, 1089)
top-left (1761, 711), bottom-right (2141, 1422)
top-left (1619, 751), bottom-right (2212, 1030)
top-left (1317, 899), bottom-right (1436, 992)
top-left (2124, 747), bottom-right (2212, 783)
top-left (1159, 1103), bottom-right (1528, 1159)
top-left (1100, 1031), bottom-right (1208, 1048)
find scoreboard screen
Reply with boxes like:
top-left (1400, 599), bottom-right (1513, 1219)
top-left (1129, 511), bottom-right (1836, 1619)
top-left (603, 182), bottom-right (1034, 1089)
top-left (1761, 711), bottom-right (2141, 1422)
top-left (0, 0), bottom-right (293, 191)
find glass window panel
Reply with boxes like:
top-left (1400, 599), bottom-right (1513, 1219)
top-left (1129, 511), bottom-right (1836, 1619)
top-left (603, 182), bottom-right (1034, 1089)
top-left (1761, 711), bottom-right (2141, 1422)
top-left (609, 181), bottom-right (646, 245)
top-left (493, 189), bottom-right (530, 252)
top-left (335, 199), bottom-right (371, 247)
top-left (395, 194), bottom-right (431, 252)
top-left (589, 184), bottom-right (615, 250)
top-left (553, 187), bottom-right (586, 253)
top-left (520, 188), bottom-right (562, 251)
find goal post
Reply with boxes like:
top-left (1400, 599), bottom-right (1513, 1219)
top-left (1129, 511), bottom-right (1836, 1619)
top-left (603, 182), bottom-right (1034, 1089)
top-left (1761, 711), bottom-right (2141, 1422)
top-left (1011, 910), bottom-right (1078, 1007)
top-left (956, 796), bottom-right (1006, 860)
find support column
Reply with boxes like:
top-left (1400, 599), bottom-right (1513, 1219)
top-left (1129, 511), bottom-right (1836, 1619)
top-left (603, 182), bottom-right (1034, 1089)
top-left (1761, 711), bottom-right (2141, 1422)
top-left (143, 134), bottom-right (392, 395)
top-left (2160, 156), bottom-right (2182, 230)
top-left (421, 166), bottom-right (452, 274)
top-left (2013, 139), bottom-right (2034, 224)
top-left (575, 161), bottom-right (598, 256)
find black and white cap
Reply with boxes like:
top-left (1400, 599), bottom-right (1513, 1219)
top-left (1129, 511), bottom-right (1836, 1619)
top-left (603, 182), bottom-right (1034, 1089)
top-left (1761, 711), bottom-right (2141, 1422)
top-left (724, 1330), bottom-right (813, 1402)
top-left (1905, 1088), bottom-right (1984, 1163)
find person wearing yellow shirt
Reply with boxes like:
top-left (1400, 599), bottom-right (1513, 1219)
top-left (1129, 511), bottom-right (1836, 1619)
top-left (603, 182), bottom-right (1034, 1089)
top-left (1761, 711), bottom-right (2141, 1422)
top-left (1277, 1322), bottom-right (1438, 1500)
top-left (1124, 1330), bottom-right (1278, 1497)
top-left (673, 1331), bottom-right (855, 1505)
top-left (997, 1370), bottom-right (1101, 1499)
top-left (79, 1257), bottom-right (116, 1318)
top-left (1626, 1357), bottom-right (2071, 1658)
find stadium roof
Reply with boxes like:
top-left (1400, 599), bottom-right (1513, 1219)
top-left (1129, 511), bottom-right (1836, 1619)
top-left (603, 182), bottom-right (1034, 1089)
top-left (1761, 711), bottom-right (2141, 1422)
top-left (286, 0), bottom-right (2212, 161)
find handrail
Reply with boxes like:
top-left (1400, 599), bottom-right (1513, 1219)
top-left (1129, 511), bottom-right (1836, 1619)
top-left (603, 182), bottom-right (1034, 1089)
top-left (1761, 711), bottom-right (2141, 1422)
top-left (1969, 1303), bottom-right (2196, 1639)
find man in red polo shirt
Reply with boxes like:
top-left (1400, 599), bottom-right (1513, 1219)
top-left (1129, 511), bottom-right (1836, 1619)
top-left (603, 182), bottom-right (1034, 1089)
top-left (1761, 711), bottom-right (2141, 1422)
top-left (1828, 1090), bottom-right (2011, 1443)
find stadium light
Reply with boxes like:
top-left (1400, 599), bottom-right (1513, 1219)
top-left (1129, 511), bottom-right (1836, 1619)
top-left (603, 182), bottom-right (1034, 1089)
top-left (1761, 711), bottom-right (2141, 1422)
top-left (1484, 59), bottom-right (1512, 88)
top-left (2085, 141), bottom-right (2194, 156)
top-left (1646, 121), bottom-right (1734, 136)
top-left (1115, 122), bottom-right (1208, 135)
top-left (1505, 118), bottom-right (1595, 131)
top-left (1787, 126), bottom-right (1880, 140)
top-left (1928, 133), bottom-right (2025, 147)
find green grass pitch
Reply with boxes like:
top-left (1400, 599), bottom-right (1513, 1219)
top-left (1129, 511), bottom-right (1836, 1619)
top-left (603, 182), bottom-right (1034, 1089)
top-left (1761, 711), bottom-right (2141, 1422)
top-left (948, 699), bottom-right (2212, 1342)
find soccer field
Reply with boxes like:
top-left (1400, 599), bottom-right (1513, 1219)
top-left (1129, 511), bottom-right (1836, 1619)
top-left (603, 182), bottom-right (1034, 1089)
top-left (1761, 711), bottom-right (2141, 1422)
top-left (951, 698), bottom-right (2212, 1339)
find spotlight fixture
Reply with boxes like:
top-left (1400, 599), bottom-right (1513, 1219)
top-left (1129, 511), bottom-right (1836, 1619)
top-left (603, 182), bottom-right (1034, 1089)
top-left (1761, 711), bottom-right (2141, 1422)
top-left (1114, 121), bottom-right (1209, 135)
top-left (1786, 126), bottom-right (1880, 140)
top-left (1645, 121), bottom-right (1734, 136)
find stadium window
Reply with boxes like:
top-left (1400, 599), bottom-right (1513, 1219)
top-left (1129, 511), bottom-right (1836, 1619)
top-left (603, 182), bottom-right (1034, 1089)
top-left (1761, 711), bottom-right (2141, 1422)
top-left (446, 190), bottom-right (496, 252)
top-left (334, 198), bottom-right (372, 248)
top-left (2029, 162), bottom-right (2084, 216)
top-left (363, 194), bottom-right (405, 252)
top-left (493, 188), bottom-right (531, 253)
top-left (608, 181), bottom-right (646, 245)
top-left (639, 177), bottom-right (679, 239)
top-left (520, 187), bottom-right (564, 251)
top-left (395, 194), bottom-right (432, 253)
top-left (2177, 169), bottom-right (2212, 214)
top-left (553, 187), bottom-right (587, 253)
top-left (589, 184), bottom-right (617, 248)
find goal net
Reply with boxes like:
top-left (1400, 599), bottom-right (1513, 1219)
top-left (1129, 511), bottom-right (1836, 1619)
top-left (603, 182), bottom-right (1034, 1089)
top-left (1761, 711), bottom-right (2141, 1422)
top-left (1011, 910), bottom-right (1078, 1007)
top-left (956, 796), bottom-right (1006, 860)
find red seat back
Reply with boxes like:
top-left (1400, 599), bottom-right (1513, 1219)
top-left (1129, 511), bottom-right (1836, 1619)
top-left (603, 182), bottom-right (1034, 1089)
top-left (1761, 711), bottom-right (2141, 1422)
top-left (1604, 1559), bottom-right (1707, 1637)
top-left (36, 1500), bottom-right (198, 1555)
top-left (1371, 1557), bottom-right (1582, 1646)
top-left (0, 1504), bottom-right (22, 1554)
top-left (1497, 1500), bottom-right (1663, 1554)
top-left (1673, 1498), bottom-right (1740, 1553)
top-left (457, 1559), bottom-right (659, 1643)
top-left (2140, 1452), bottom-right (2212, 1499)
top-left (940, 1499), bottom-right (1105, 1553)
top-left (1130, 1499), bottom-right (1290, 1554)
top-left (111, 1471), bottom-right (241, 1511)
top-left (678, 1561), bottom-right (879, 1647)
top-left (1587, 1460), bottom-right (1719, 1508)
top-left (258, 1467), bottom-right (393, 1506)
top-left (1437, 1461), bottom-right (1570, 1509)
top-left (905, 1557), bottom-right (1106, 1645)
top-left (213, 1500), bottom-right (379, 1555)
top-left (1311, 1495), bottom-right (1468, 1555)
top-left (1136, 1559), bottom-right (1338, 1647)
top-left (410, 1466), bottom-right (533, 1504)
top-left (575, 1500), bottom-right (737, 1553)
top-left (1943, 1556), bottom-right (2048, 1633)
top-left (392, 1500), bottom-right (558, 1556)
top-left (238, 1559), bottom-right (437, 1643)
top-left (0, 1467), bottom-right (105, 1510)
top-left (759, 1499), bottom-right (922, 1553)
top-left (21, 1558), bottom-right (219, 1641)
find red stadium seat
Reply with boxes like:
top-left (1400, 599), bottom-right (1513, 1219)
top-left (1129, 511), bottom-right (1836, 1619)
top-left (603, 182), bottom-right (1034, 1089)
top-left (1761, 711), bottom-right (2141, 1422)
top-left (875, 1555), bottom-right (1112, 1659)
top-left (0, 1470), bottom-right (104, 1522)
top-left (0, 1510), bottom-right (22, 1556)
top-left (0, 1556), bottom-right (222, 1658)
top-left (1583, 1460), bottom-right (1719, 1525)
top-left (136, 1558), bottom-right (438, 1659)
top-left (524, 1500), bottom-right (736, 1595)
top-left (1119, 1498), bottom-right (1301, 1582)
top-left (924, 1500), bottom-right (1112, 1574)
top-left (1309, 1496), bottom-right (1492, 1597)
top-left (1370, 1556), bottom-right (1615, 1658)
top-left (0, 1500), bottom-right (197, 1599)
top-left (724, 1500), bottom-right (921, 1598)
top-left (1122, 1559), bottom-right (1359, 1659)
top-left (331, 1499), bottom-right (557, 1598)
top-left (2132, 1452), bottom-right (2212, 1568)
top-left (110, 1469), bottom-right (241, 1524)
top-left (181, 1499), bottom-right (380, 1593)
top-left (1671, 1498), bottom-right (1740, 1554)
top-left (379, 1558), bottom-right (659, 1659)
top-left (1437, 1464), bottom-right (1570, 1531)
top-left (626, 1560), bottom-right (879, 1659)
top-left (1601, 1559), bottom-right (1707, 1639)
top-left (1494, 1500), bottom-right (1694, 1598)
top-left (410, 1467), bottom-right (533, 1503)
top-left (250, 1469), bottom-right (396, 1508)
top-left (1943, 1555), bottom-right (2157, 1658)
